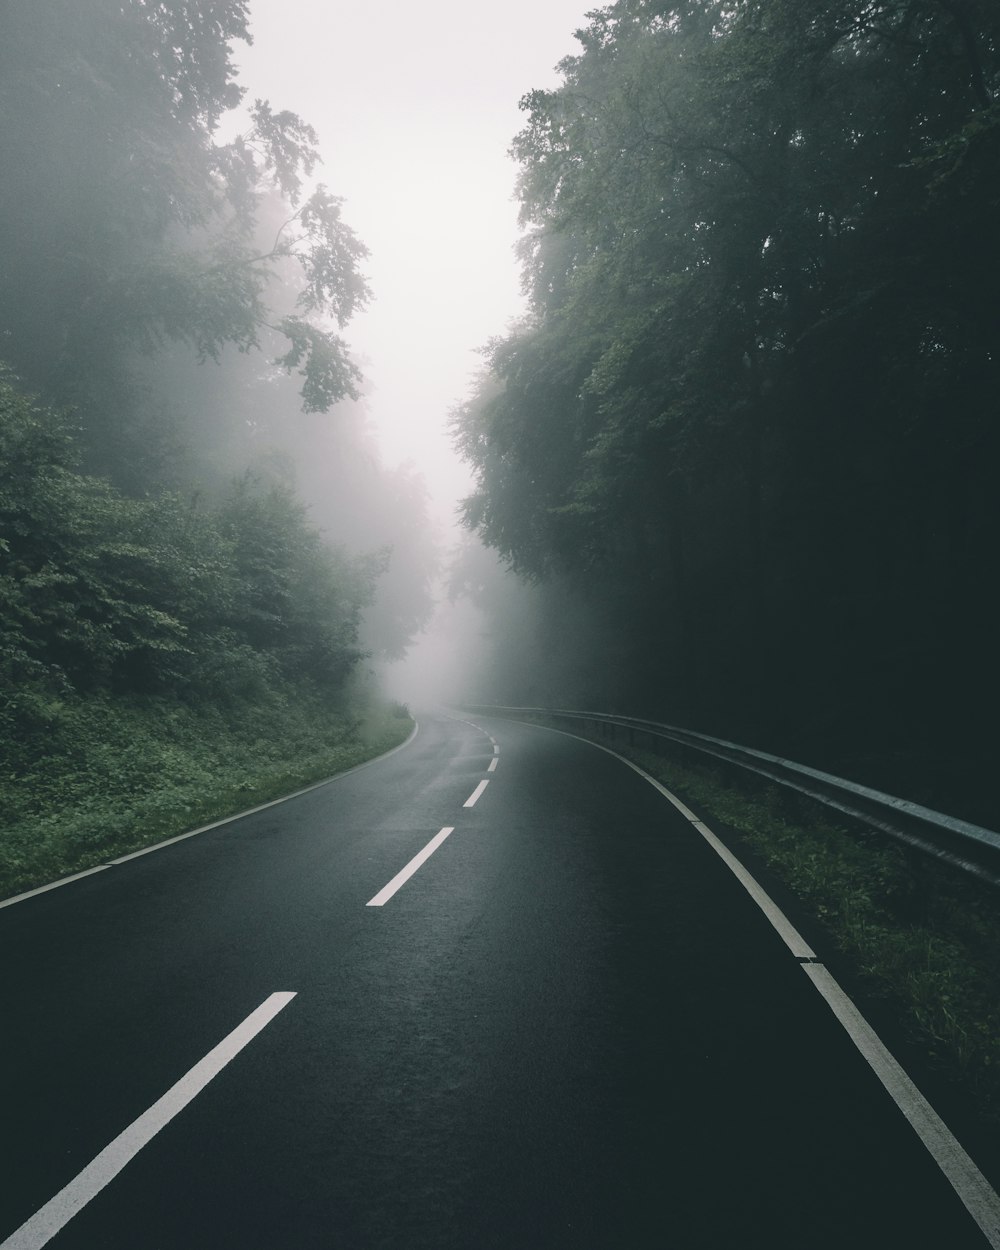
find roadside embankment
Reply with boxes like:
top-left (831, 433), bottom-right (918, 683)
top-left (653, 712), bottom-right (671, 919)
top-left (0, 693), bottom-right (413, 902)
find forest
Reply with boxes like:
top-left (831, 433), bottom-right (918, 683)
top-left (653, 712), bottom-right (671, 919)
top-left (453, 0), bottom-right (1000, 822)
top-left (0, 0), bottom-right (434, 894)
top-left (2, 0), bottom-right (999, 897)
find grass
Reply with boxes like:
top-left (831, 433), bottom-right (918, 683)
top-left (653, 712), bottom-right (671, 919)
top-left (522, 713), bottom-right (1000, 1122)
top-left (0, 690), bottom-right (413, 901)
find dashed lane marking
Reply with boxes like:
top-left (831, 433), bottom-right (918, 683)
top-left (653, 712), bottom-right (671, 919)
top-left (460, 718), bottom-right (500, 757)
top-left (1, 993), bottom-right (297, 1250)
top-left (463, 780), bottom-right (489, 808)
top-left (366, 828), bottom-right (456, 907)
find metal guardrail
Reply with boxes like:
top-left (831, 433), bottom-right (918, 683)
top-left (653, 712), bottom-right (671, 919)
top-left (465, 704), bottom-right (1000, 889)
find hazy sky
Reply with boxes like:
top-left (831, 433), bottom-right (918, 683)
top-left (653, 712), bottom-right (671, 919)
top-left (231, 0), bottom-right (594, 518)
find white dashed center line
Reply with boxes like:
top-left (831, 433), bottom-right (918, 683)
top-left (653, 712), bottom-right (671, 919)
top-left (366, 828), bottom-right (456, 907)
top-left (463, 780), bottom-right (490, 808)
top-left (1, 993), bottom-right (296, 1250)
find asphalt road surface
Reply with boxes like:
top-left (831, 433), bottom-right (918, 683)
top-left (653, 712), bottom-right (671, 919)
top-left (2, 711), bottom-right (999, 1248)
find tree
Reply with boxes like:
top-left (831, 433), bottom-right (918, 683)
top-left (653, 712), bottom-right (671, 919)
top-left (0, 0), bottom-right (370, 473)
top-left (454, 0), bottom-right (1000, 757)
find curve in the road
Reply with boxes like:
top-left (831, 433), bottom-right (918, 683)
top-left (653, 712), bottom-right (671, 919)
top-left (520, 718), bottom-right (1000, 1249)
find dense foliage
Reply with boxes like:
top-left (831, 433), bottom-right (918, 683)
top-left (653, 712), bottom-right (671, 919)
top-left (455, 0), bottom-right (1000, 783)
top-left (1, 376), bottom-right (373, 703)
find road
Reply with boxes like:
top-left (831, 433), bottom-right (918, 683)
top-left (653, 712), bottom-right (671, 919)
top-left (1, 711), bottom-right (998, 1248)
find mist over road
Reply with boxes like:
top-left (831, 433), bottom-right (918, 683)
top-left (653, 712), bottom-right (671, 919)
top-left (1, 714), bottom-right (994, 1248)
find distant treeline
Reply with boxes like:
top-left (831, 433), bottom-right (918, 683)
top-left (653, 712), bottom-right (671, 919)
top-left (454, 0), bottom-right (999, 792)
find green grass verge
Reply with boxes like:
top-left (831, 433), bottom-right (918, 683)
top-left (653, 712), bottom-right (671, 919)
top-left (0, 692), bottom-right (414, 901)
top-left (524, 714), bottom-right (1000, 1122)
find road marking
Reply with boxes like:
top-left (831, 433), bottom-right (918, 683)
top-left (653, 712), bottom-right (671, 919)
top-left (687, 819), bottom-right (815, 959)
top-left (0, 866), bottom-right (113, 911)
top-left (0, 993), bottom-right (296, 1250)
top-left (366, 828), bottom-right (455, 907)
top-left (802, 963), bottom-right (1000, 1247)
top-left (0, 723), bottom-right (421, 911)
top-left (516, 718), bottom-right (1000, 1247)
top-left (461, 718), bottom-right (499, 754)
top-left (107, 721), bottom-right (421, 865)
top-left (530, 726), bottom-right (817, 956)
top-left (464, 780), bottom-right (489, 808)
top-left (487, 757), bottom-right (498, 773)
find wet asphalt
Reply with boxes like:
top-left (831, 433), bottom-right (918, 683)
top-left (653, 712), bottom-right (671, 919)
top-left (0, 711), bottom-right (994, 1248)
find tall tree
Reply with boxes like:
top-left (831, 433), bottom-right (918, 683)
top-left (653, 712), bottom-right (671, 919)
top-left (455, 0), bottom-right (1000, 757)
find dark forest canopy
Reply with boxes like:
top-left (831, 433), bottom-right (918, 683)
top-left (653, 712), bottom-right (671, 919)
top-left (454, 0), bottom-right (1000, 781)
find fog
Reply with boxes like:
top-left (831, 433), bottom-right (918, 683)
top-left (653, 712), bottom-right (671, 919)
top-left (228, 0), bottom-right (596, 507)
top-left (0, 0), bottom-right (606, 719)
top-left (4, 0), bottom-right (995, 819)
top-left (207, 0), bottom-right (601, 711)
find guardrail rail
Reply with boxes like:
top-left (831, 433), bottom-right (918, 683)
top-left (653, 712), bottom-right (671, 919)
top-left (464, 705), bottom-right (1000, 889)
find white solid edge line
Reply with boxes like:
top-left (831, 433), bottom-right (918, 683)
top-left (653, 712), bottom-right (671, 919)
top-left (487, 757), bottom-right (499, 773)
top-left (801, 964), bottom-right (1000, 1247)
top-left (463, 780), bottom-right (490, 808)
top-left (543, 727), bottom-right (815, 958)
top-left (516, 718), bottom-right (1000, 1244)
top-left (109, 720), bottom-right (421, 863)
top-left (0, 992), bottom-right (297, 1250)
top-left (367, 828), bottom-right (455, 907)
top-left (0, 865), bottom-right (114, 909)
top-left (0, 723), bottom-right (421, 910)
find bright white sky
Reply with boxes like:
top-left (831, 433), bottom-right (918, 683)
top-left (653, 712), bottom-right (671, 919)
top-left (232, 0), bottom-right (594, 520)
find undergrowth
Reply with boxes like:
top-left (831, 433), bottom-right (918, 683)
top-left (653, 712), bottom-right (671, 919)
top-left (0, 691), bottom-right (413, 900)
